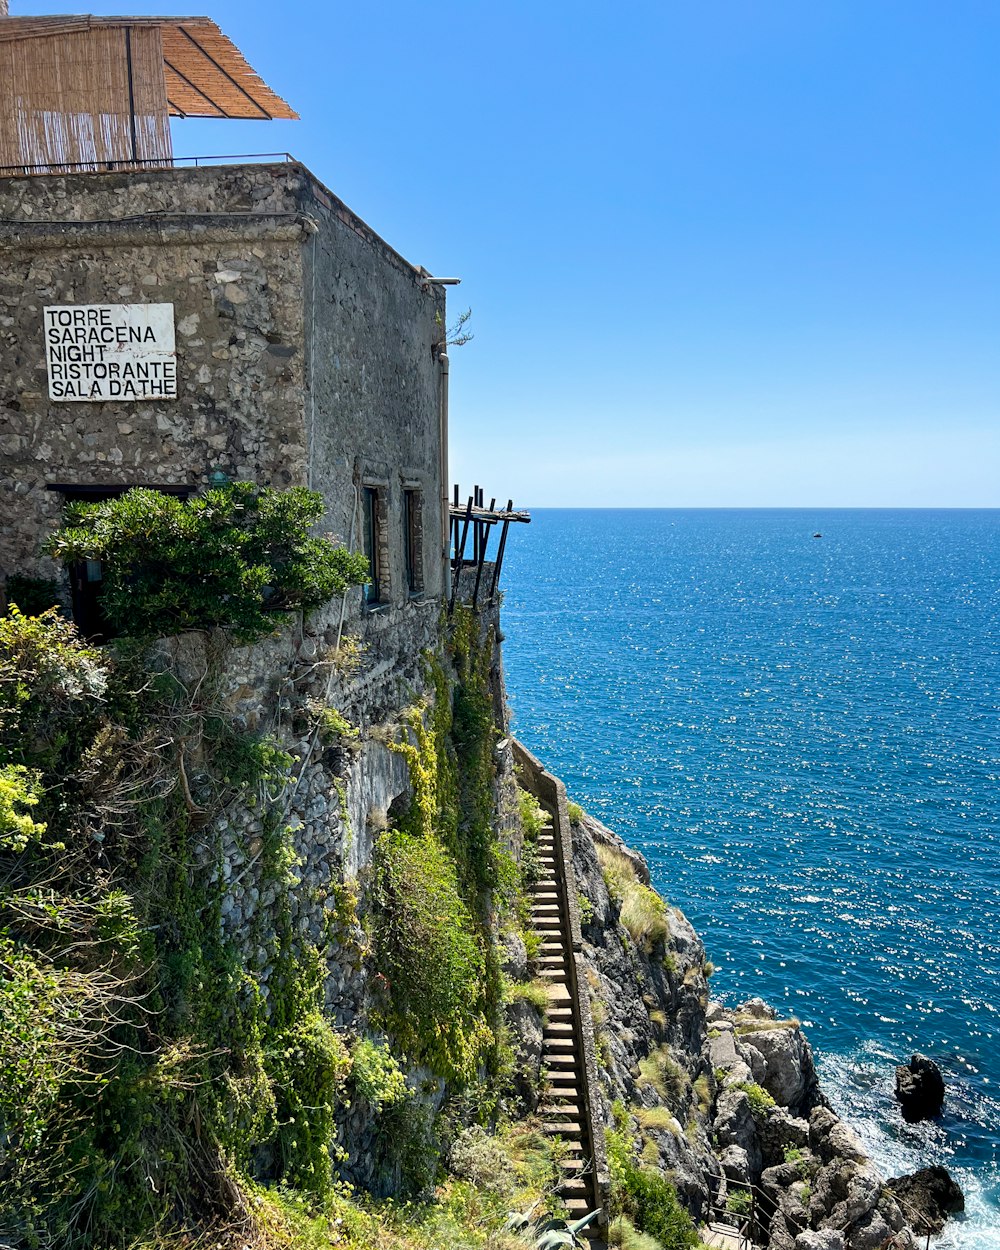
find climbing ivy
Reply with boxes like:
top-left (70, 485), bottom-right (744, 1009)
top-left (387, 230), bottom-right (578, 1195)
top-left (369, 605), bottom-right (516, 1092)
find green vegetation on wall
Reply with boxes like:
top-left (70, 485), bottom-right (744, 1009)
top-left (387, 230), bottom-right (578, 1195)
top-left (0, 606), bottom-right (355, 1247)
top-left (369, 605), bottom-right (515, 1091)
top-left (45, 483), bottom-right (369, 639)
top-left (606, 1104), bottom-right (700, 1250)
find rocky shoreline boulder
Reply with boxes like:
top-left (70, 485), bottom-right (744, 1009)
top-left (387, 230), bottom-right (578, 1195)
top-left (886, 1165), bottom-right (965, 1235)
top-left (895, 1054), bottom-right (946, 1121)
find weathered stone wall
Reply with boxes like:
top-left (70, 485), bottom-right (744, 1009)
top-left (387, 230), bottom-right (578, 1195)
top-left (147, 583), bottom-right (519, 1199)
top-left (303, 175), bottom-right (448, 611)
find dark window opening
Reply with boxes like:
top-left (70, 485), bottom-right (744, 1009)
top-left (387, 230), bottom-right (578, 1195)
top-left (362, 485), bottom-right (382, 605)
top-left (403, 488), bottom-right (423, 595)
top-left (47, 483), bottom-right (192, 641)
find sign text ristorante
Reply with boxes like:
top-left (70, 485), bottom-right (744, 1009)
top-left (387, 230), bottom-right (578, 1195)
top-left (43, 303), bottom-right (177, 401)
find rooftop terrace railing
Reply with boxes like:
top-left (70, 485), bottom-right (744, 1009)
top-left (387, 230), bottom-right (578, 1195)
top-left (0, 152), bottom-right (296, 177)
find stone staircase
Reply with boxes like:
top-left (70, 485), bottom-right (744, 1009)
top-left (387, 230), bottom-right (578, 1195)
top-left (529, 809), bottom-right (604, 1241)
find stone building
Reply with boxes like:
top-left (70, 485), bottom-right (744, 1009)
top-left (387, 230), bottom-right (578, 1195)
top-left (0, 159), bottom-right (451, 635)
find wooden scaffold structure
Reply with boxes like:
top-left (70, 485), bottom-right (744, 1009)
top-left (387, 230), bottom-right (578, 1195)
top-left (449, 484), bottom-right (530, 614)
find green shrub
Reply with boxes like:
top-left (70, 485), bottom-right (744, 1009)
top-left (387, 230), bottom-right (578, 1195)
top-left (518, 786), bottom-right (546, 840)
top-left (606, 1117), bottom-right (699, 1249)
top-left (3, 574), bottom-right (61, 617)
top-left (737, 1081), bottom-right (776, 1118)
top-left (312, 703), bottom-right (359, 744)
top-left (577, 890), bottom-right (594, 926)
top-left (726, 1187), bottom-right (752, 1216)
top-left (45, 483), bottom-right (369, 640)
top-left (350, 1037), bottom-right (408, 1113)
top-left (567, 800), bottom-right (585, 825)
top-left (449, 1125), bottom-right (516, 1199)
top-left (0, 764), bottom-right (46, 851)
top-left (0, 606), bottom-right (107, 764)
top-left (265, 1011), bottom-right (351, 1193)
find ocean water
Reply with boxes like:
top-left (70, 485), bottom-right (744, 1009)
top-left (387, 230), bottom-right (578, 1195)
top-left (499, 509), bottom-right (1000, 1245)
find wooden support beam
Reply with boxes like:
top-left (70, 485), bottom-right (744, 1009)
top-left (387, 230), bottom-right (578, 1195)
top-left (448, 495), bottom-right (474, 616)
top-left (490, 499), bottom-right (514, 602)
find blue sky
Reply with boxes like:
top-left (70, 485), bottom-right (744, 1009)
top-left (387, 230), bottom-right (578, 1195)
top-left (21, 0), bottom-right (1000, 505)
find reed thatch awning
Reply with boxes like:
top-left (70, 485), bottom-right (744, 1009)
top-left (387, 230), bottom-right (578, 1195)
top-left (0, 15), bottom-right (298, 121)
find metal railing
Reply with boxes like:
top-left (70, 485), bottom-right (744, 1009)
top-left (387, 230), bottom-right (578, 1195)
top-left (0, 152), bottom-right (295, 177)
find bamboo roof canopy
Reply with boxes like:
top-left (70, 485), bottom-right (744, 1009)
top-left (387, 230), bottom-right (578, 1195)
top-left (0, 14), bottom-right (297, 174)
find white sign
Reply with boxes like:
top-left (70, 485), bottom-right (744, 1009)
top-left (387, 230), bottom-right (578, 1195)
top-left (43, 303), bottom-right (177, 402)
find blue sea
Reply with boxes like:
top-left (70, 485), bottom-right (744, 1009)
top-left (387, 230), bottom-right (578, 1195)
top-left (500, 509), bottom-right (1000, 1246)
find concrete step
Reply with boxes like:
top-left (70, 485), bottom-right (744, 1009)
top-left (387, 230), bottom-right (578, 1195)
top-left (564, 1199), bottom-right (596, 1221)
top-left (544, 1034), bottom-right (576, 1050)
top-left (556, 1178), bottom-right (592, 1199)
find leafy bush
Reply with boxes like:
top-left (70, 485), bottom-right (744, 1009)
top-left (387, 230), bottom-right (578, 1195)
top-left (0, 606), bottom-right (107, 763)
top-left (726, 1187), bottom-right (752, 1215)
top-left (0, 764), bottom-right (46, 851)
top-left (606, 1116), bottom-right (699, 1249)
top-left (45, 483), bottom-right (369, 640)
top-left (518, 786), bottom-right (547, 840)
top-left (737, 1081), bottom-right (776, 1118)
top-left (265, 1012), bottom-right (351, 1192)
top-left (351, 1037), bottom-right (408, 1113)
top-left (567, 800), bottom-right (585, 825)
top-left (450, 1125), bottom-right (516, 1199)
top-left (3, 574), bottom-right (61, 617)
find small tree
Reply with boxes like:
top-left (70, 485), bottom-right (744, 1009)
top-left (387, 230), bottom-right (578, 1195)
top-left (46, 484), bottom-right (369, 640)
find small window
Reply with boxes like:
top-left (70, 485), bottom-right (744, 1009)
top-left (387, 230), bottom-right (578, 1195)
top-left (362, 485), bottom-right (383, 604)
top-left (403, 488), bottom-right (423, 595)
top-left (47, 482), bottom-right (191, 640)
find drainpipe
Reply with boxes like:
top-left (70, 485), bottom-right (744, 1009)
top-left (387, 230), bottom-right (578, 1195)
top-left (439, 350), bottom-right (450, 599)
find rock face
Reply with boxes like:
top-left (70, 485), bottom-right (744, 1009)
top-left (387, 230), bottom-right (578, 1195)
top-left (895, 1054), bottom-right (945, 1121)
top-left (886, 1165), bottom-right (965, 1234)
